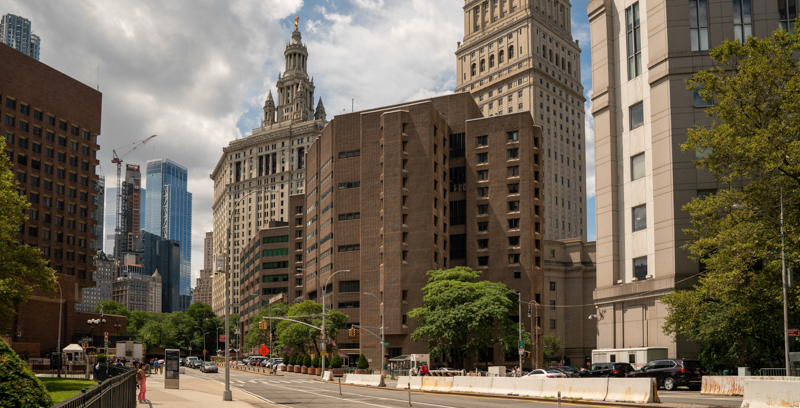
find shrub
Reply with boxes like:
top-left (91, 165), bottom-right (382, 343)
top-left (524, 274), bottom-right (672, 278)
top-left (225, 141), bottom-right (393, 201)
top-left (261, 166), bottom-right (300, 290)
top-left (0, 338), bottom-right (53, 408)
top-left (356, 353), bottom-right (369, 370)
top-left (303, 354), bottom-right (312, 367)
top-left (288, 354), bottom-right (296, 365)
top-left (329, 354), bottom-right (343, 369)
top-left (96, 354), bottom-right (107, 363)
top-left (311, 355), bottom-right (320, 368)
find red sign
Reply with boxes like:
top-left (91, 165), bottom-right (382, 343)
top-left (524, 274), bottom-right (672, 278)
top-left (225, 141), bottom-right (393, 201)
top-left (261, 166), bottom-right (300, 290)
top-left (104, 332), bottom-right (108, 342)
top-left (789, 329), bottom-right (799, 337)
top-left (219, 335), bottom-right (226, 342)
top-left (259, 345), bottom-right (270, 356)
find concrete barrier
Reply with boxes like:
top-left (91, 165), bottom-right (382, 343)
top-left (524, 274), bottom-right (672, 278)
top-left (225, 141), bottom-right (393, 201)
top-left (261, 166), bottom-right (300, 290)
top-left (344, 374), bottom-right (385, 387)
top-left (605, 378), bottom-right (658, 403)
top-left (420, 376), bottom-right (453, 392)
top-left (741, 378), bottom-right (800, 408)
top-left (322, 371), bottom-right (333, 381)
top-left (396, 376), bottom-right (423, 390)
top-left (539, 378), bottom-right (568, 398)
top-left (553, 378), bottom-right (609, 401)
top-left (488, 377), bottom-right (522, 396)
top-left (702, 376), bottom-right (800, 396)
top-left (451, 376), bottom-right (493, 394)
top-left (516, 378), bottom-right (544, 397)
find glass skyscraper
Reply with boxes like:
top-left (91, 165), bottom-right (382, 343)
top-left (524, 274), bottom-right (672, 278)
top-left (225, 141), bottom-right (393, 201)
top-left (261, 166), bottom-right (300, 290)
top-left (144, 159), bottom-right (193, 311)
top-left (0, 14), bottom-right (41, 60)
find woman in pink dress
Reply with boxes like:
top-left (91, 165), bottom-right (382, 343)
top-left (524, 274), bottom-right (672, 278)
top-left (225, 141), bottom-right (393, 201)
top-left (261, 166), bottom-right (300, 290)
top-left (137, 362), bottom-right (150, 403)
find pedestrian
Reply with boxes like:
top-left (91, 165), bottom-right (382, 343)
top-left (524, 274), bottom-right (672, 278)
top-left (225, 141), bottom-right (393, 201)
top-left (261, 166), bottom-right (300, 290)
top-left (137, 363), bottom-right (150, 404)
top-left (153, 359), bottom-right (158, 374)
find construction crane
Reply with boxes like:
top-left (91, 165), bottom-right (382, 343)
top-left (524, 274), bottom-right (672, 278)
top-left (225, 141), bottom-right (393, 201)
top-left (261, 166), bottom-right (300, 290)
top-left (111, 135), bottom-right (157, 272)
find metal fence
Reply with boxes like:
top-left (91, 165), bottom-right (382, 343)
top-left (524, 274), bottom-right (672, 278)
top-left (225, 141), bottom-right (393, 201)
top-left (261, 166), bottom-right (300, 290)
top-left (51, 366), bottom-right (137, 408)
top-left (757, 367), bottom-right (800, 376)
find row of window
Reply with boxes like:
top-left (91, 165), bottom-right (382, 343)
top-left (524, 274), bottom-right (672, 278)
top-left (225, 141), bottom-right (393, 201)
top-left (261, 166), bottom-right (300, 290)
top-left (3, 96), bottom-right (95, 141)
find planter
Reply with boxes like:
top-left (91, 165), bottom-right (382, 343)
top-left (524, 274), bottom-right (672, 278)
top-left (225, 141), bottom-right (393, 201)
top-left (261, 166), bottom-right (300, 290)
top-left (300, 366), bottom-right (308, 374)
top-left (314, 367), bottom-right (322, 376)
top-left (331, 369), bottom-right (344, 377)
top-left (280, 365), bottom-right (287, 372)
top-left (293, 365), bottom-right (301, 373)
top-left (355, 369), bottom-right (368, 374)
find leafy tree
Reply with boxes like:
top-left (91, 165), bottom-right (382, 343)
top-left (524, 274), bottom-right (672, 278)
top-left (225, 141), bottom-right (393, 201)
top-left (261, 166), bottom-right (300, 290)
top-left (311, 355), bottom-right (320, 368)
top-left (407, 267), bottom-right (527, 365)
top-left (542, 334), bottom-right (563, 363)
top-left (0, 338), bottom-right (52, 407)
top-left (0, 139), bottom-right (57, 336)
top-left (663, 29), bottom-right (800, 373)
top-left (356, 353), bottom-right (369, 370)
top-left (187, 302), bottom-right (216, 328)
top-left (126, 310), bottom-right (154, 337)
top-left (94, 300), bottom-right (130, 317)
top-left (244, 303), bottom-right (290, 350)
top-left (329, 354), bottom-right (343, 369)
top-left (274, 301), bottom-right (347, 354)
top-left (303, 354), bottom-right (312, 367)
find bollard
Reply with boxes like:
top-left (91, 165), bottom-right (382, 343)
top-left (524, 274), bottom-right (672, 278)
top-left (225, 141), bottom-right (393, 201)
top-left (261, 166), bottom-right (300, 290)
top-left (408, 382), bottom-right (412, 407)
top-left (558, 391), bottom-right (561, 408)
top-left (339, 378), bottom-right (342, 395)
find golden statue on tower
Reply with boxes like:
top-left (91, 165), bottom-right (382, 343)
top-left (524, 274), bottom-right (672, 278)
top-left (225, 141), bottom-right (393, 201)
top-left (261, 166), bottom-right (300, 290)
top-left (295, 16), bottom-right (299, 30)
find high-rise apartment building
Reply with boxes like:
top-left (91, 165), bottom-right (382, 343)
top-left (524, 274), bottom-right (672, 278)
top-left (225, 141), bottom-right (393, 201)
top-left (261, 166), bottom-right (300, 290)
top-left (103, 187), bottom-right (117, 254)
top-left (115, 163), bottom-right (143, 258)
top-left (91, 175), bottom-right (105, 251)
top-left (76, 251), bottom-right (114, 313)
top-left (455, 0), bottom-right (586, 241)
top-left (0, 14), bottom-right (40, 60)
top-left (144, 158), bottom-right (193, 311)
top-left (293, 92), bottom-right (544, 368)
top-left (194, 230), bottom-right (214, 306)
top-left (1, 43), bottom-right (101, 353)
top-left (588, 0), bottom-right (784, 358)
top-left (210, 25), bottom-right (326, 316)
top-left (142, 231), bottom-right (183, 312)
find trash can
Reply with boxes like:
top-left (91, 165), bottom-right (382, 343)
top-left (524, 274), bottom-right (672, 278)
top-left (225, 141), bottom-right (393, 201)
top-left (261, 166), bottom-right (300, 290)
top-left (723, 370), bottom-right (730, 376)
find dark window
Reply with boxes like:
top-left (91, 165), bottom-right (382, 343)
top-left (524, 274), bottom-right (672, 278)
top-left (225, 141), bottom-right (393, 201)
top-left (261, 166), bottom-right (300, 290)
top-left (508, 218), bottom-right (520, 229)
top-left (450, 166), bottom-right (466, 192)
top-left (634, 257), bottom-right (648, 280)
top-left (340, 281), bottom-right (360, 292)
top-left (629, 102), bottom-right (644, 130)
top-left (338, 181), bottom-right (360, 189)
top-left (33, 110), bottom-right (43, 120)
top-left (508, 184), bottom-right (519, 194)
top-left (450, 200), bottom-right (466, 225)
top-left (338, 149), bottom-right (361, 159)
top-left (5, 98), bottom-right (16, 109)
top-left (449, 133), bottom-right (465, 158)
top-left (508, 131), bottom-right (518, 142)
top-left (338, 244), bottom-right (360, 252)
top-left (478, 239), bottom-right (488, 249)
top-left (478, 256), bottom-right (489, 266)
top-left (47, 115), bottom-right (55, 125)
top-left (478, 221), bottom-right (488, 231)
top-left (450, 234), bottom-right (467, 259)
top-left (633, 205), bottom-right (647, 231)
top-left (477, 152), bottom-right (488, 163)
top-left (477, 135), bottom-right (488, 146)
top-left (338, 301), bottom-right (360, 309)
top-left (58, 120), bottom-right (67, 131)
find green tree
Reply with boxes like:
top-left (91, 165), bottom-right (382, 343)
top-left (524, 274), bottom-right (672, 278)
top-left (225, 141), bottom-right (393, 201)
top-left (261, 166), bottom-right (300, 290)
top-left (663, 29), bottom-right (800, 373)
top-left (93, 300), bottom-right (130, 317)
top-left (187, 302), bottom-right (216, 328)
top-left (407, 267), bottom-right (527, 365)
top-left (0, 140), bottom-right (57, 336)
top-left (311, 355), bottom-right (320, 368)
top-left (0, 338), bottom-right (52, 407)
top-left (126, 310), bottom-right (154, 337)
top-left (356, 353), bottom-right (369, 370)
top-left (274, 301), bottom-right (347, 354)
top-left (303, 354), bottom-right (312, 367)
top-left (329, 354), bottom-right (343, 369)
top-left (243, 303), bottom-right (290, 350)
top-left (542, 334), bottom-right (563, 363)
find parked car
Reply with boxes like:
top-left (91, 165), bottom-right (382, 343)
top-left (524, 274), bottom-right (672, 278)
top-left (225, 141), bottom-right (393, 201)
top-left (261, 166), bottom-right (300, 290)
top-left (200, 362), bottom-right (218, 373)
top-left (269, 358), bottom-right (283, 369)
top-left (626, 359), bottom-right (707, 391)
top-left (552, 366), bottom-right (580, 378)
top-left (185, 356), bottom-right (199, 368)
top-left (179, 358), bottom-right (186, 366)
top-left (191, 359), bottom-right (203, 369)
top-left (526, 369), bottom-right (567, 378)
top-left (577, 362), bottom-right (634, 378)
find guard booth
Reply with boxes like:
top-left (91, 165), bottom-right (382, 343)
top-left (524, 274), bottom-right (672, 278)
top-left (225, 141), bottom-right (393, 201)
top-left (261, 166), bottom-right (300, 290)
top-left (165, 349), bottom-right (180, 389)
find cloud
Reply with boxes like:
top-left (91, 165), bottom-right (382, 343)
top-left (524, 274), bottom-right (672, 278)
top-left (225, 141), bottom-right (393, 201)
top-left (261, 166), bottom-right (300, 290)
top-left (583, 88), bottom-right (595, 201)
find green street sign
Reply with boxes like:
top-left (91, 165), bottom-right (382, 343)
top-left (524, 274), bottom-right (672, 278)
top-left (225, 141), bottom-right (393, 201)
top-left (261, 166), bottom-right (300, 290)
top-left (518, 340), bottom-right (525, 349)
top-left (384, 342), bottom-right (390, 346)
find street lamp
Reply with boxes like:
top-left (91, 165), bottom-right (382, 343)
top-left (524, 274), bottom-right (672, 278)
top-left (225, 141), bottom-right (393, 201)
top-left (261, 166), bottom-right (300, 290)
top-left (55, 280), bottom-right (63, 378)
top-left (195, 326), bottom-right (210, 361)
top-left (526, 300), bottom-right (541, 369)
top-left (489, 286), bottom-right (523, 374)
top-left (303, 268), bottom-right (350, 378)
top-left (363, 292), bottom-right (385, 376)
top-left (732, 188), bottom-right (791, 374)
top-left (114, 320), bottom-right (121, 336)
top-left (206, 319), bottom-right (221, 356)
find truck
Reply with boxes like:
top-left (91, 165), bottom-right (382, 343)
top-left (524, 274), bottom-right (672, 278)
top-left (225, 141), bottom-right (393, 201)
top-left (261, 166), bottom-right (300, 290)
top-left (591, 347), bottom-right (668, 370)
top-left (116, 341), bottom-right (144, 361)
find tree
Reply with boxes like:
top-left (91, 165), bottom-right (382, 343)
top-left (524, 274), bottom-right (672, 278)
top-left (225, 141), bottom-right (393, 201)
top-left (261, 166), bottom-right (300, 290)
top-left (311, 355), bottom-right (320, 368)
top-left (0, 338), bottom-right (52, 407)
top-left (663, 29), bottom-right (800, 373)
top-left (0, 140), bottom-right (57, 336)
top-left (407, 267), bottom-right (527, 366)
top-left (357, 353), bottom-right (369, 370)
top-left (303, 354), bottom-right (312, 367)
top-left (94, 300), bottom-right (130, 317)
top-left (274, 301), bottom-right (347, 355)
top-left (542, 334), bottom-right (563, 363)
top-left (243, 303), bottom-right (290, 350)
top-left (187, 302), bottom-right (216, 328)
top-left (329, 354), bottom-right (343, 369)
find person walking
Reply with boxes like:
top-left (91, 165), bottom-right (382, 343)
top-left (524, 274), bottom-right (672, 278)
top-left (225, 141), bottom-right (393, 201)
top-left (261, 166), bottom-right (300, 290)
top-left (137, 363), bottom-right (150, 404)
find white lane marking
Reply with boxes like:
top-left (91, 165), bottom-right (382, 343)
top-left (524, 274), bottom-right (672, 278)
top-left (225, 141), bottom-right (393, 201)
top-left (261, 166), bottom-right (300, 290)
top-left (252, 381), bottom-right (459, 408)
top-left (238, 381), bottom-right (395, 408)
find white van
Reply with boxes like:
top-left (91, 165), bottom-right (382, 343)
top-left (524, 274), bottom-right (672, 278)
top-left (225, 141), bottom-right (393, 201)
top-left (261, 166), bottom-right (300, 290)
top-left (591, 347), bottom-right (668, 370)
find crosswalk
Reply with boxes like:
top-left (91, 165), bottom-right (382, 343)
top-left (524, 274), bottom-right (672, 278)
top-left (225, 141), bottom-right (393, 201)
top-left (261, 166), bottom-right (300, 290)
top-left (228, 378), bottom-right (314, 386)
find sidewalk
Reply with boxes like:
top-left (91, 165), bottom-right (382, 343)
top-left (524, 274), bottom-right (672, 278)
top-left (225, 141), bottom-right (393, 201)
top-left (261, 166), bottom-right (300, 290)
top-left (142, 371), bottom-right (278, 408)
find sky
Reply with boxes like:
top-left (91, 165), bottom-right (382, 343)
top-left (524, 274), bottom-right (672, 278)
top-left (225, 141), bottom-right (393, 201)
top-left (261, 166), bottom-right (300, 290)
top-left (6, 0), bottom-right (595, 286)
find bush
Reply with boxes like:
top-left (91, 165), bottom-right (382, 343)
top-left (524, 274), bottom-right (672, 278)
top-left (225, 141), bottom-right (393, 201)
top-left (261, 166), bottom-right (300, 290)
top-left (96, 354), bottom-right (107, 363)
top-left (303, 354), bottom-right (312, 367)
top-left (329, 354), bottom-right (343, 369)
top-left (311, 355), bottom-right (320, 368)
top-left (0, 338), bottom-right (53, 408)
top-left (357, 353), bottom-right (369, 370)
top-left (288, 354), bottom-right (296, 365)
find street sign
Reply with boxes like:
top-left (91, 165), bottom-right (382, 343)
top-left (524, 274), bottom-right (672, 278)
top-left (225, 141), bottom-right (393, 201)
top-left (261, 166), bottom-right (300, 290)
top-left (104, 341), bottom-right (108, 349)
top-left (104, 332), bottom-right (108, 342)
top-left (203, 349), bottom-right (207, 354)
top-left (219, 335), bottom-right (226, 342)
top-left (321, 350), bottom-right (327, 357)
top-left (259, 345), bottom-right (269, 356)
top-left (384, 342), bottom-right (390, 346)
top-left (789, 329), bottom-right (799, 337)
top-left (519, 349), bottom-right (525, 356)
top-left (518, 340), bottom-right (525, 349)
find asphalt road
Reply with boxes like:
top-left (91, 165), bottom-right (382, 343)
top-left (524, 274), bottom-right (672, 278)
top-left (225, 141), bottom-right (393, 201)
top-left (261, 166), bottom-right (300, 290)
top-left (182, 367), bottom-right (743, 408)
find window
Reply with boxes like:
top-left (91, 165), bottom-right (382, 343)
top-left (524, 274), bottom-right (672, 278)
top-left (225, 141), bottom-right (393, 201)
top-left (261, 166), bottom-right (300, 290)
top-left (693, 89), bottom-right (713, 107)
top-left (477, 135), bottom-right (488, 146)
top-left (509, 254), bottom-right (520, 264)
top-left (477, 204), bottom-right (488, 215)
top-left (633, 256), bottom-right (648, 281)
top-left (338, 181), bottom-right (360, 189)
top-left (632, 204), bottom-right (647, 231)
top-left (629, 102), bottom-right (644, 129)
top-left (338, 149), bottom-right (361, 159)
top-left (340, 281), bottom-right (360, 292)
top-left (550, 281), bottom-right (556, 291)
top-left (477, 152), bottom-right (488, 163)
top-left (450, 133), bottom-right (466, 158)
top-left (508, 148), bottom-right (519, 159)
top-left (451, 200), bottom-right (467, 225)
top-left (478, 221), bottom-right (488, 231)
top-left (779, 0), bottom-right (798, 33)
top-left (550, 319), bottom-right (556, 329)
top-left (507, 131), bottom-right (518, 142)
top-left (508, 166), bottom-right (519, 177)
top-left (478, 187), bottom-right (489, 197)
top-left (477, 170), bottom-right (488, 180)
top-left (478, 256), bottom-right (489, 266)
top-left (689, 0), bottom-right (710, 51)
top-left (550, 300), bottom-right (556, 310)
top-left (338, 244), bottom-right (360, 252)
top-left (631, 153), bottom-right (645, 180)
top-left (508, 184), bottom-right (519, 194)
top-left (508, 201), bottom-right (519, 212)
top-left (338, 301), bottom-right (360, 309)
top-left (508, 218), bottom-right (520, 229)
top-left (626, 3), bottom-right (642, 79)
top-left (733, 0), bottom-right (753, 42)
top-left (509, 236), bottom-right (520, 246)
top-left (338, 212), bottom-right (360, 221)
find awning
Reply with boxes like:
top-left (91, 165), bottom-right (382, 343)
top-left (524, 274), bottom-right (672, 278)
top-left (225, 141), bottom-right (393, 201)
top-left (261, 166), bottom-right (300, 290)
top-left (63, 344), bottom-right (83, 352)
top-left (389, 355), bottom-right (409, 362)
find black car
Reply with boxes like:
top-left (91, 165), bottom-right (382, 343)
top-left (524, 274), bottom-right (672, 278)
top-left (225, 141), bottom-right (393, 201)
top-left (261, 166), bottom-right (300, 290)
top-left (577, 362), bottom-right (634, 378)
top-left (626, 359), bottom-right (707, 391)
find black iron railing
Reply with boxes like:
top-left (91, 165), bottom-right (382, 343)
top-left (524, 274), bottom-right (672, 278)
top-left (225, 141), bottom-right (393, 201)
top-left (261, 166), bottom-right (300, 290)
top-left (51, 366), bottom-right (136, 408)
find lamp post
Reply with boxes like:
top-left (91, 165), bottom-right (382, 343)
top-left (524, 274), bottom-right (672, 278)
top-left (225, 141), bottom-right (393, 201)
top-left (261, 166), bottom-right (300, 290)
top-left (527, 300), bottom-right (540, 369)
top-left (206, 319), bottom-right (221, 356)
top-left (732, 188), bottom-right (791, 374)
top-left (114, 320), bottom-right (121, 336)
top-left (363, 292), bottom-right (385, 376)
top-left (489, 286), bottom-right (523, 374)
top-left (195, 326), bottom-right (210, 361)
top-left (56, 280), bottom-right (63, 378)
top-left (302, 268), bottom-right (349, 378)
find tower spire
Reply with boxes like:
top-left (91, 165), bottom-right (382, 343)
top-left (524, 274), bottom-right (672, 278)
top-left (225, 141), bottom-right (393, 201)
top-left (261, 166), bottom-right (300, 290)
top-left (315, 97), bottom-right (326, 121)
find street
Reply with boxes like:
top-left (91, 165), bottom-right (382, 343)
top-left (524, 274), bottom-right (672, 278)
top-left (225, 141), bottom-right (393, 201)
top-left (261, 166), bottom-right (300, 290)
top-left (181, 367), bottom-right (744, 408)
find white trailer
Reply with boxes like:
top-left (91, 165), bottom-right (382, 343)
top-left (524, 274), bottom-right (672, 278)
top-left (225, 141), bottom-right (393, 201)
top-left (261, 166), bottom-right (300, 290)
top-left (116, 341), bottom-right (143, 360)
top-left (591, 347), bottom-right (668, 369)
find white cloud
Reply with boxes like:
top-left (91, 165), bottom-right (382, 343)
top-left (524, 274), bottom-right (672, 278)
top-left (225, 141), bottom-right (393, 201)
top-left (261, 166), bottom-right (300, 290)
top-left (584, 88), bottom-right (596, 200)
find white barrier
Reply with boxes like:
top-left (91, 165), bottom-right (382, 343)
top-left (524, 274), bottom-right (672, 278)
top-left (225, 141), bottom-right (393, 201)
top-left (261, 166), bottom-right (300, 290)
top-left (605, 378), bottom-right (658, 403)
top-left (451, 376), bottom-right (493, 394)
top-left (702, 376), bottom-right (800, 396)
top-left (516, 378), bottom-right (544, 397)
top-left (322, 371), bottom-right (333, 381)
top-left (488, 377), bottom-right (523, 395)
top-left (420, 376), bottom-right (454, 392)
top-left (344, 374), bottom-right (385, 387)
top-left (741, 378), bottom-right (800, 408)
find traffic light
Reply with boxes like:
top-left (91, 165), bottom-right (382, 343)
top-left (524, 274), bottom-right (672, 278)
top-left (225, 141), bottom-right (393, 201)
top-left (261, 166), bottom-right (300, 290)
top-left (258, 320), bottom-right (267, 330)
top-left (348, 327), bottom-right (357, 337)
top-left (527, 305), bottom-right (532, 318)
top-left (525, 351), bottom-right (531, 358)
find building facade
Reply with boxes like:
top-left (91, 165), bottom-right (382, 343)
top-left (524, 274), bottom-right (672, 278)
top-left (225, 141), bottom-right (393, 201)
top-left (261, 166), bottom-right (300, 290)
top-left (300, 92), bottom-right (544, 369)
top-left (76, 252), bottom-right (115, 313)
top-left (455, 0), bottom-right (587, 241)
top-left (115, 164), bottom-right (143, 258)
top-left (194, 230), bottom-right (215, 306)
top-left (141, 231), bottom-right (183, 312)
top-left (144, 158), bottom-right (192, 310)
top-left (587, 0), bottom-right (787, 358)
top-left (1, 43), bottom-right (101, 354)
top-left (0, 14), bottom-right (40, 60)
top-left (91, 175), bottom-right (104, 251)
top-left (112, 266), bottom-right (162, 313)
top-left (210, 25), bottom-right (326, 316)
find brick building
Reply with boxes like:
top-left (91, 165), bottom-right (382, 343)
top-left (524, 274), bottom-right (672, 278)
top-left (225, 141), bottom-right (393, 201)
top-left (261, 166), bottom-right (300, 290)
top-left (301, 92), bottom-right (544, 369)
top-left (1, 43), bottom-right (102, 356)
top-left (193, 230), bottom-right (214, 306)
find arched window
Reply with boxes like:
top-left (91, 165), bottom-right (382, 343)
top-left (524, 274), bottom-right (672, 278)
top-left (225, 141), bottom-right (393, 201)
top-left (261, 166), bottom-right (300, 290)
top-left (471, 63), bottom-right (477, 76)
top-left (509, 46), bottom-right (514, 59)
top-left (556, 54), bottom-right (560, 68)
top-left (499, 50), bottom-right (505, 63)
top-left (549, 49), bottom-right (553, 63)
top-left (567, 61), bottom-right (571, 75)
top-left (489, 55), bottom-right (495, 68)
top-left (480, 59), bottom-right (486, 72)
